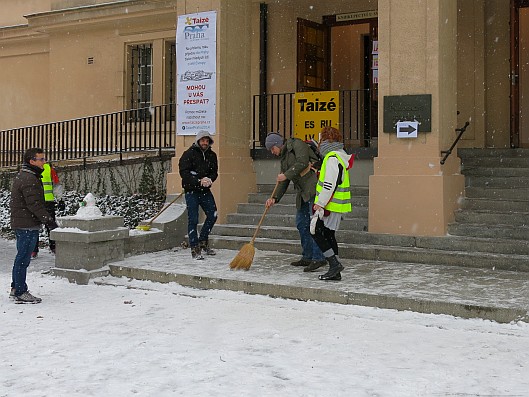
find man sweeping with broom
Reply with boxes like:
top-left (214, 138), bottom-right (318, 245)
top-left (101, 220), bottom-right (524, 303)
top-left (178, 130), bottom-right (218, 260)
top-left (263, 132), bottom-right (326, 272)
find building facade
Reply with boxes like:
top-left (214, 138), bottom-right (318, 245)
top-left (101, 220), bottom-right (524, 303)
top-left (1, 0), bottom-right (528, 236)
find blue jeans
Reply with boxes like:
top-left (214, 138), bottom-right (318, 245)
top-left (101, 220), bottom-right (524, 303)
top-left (296, 197), bottom-right (325, 261)
top-left (185, 190), bottom-right (218, 248)
top-left (11, 229), bottom-right (40, 296)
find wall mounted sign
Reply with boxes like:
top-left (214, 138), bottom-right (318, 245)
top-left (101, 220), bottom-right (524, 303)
top-left (176, 11), bottom-right (217, 136)
top-left (396, 121), bottom-right (419, 138)
top-left (336, 10), bottom-right (378, 22)
top-left (294, 91), bottom-right (340, 141)
top-left (383, 94), bottom-right (432, 133)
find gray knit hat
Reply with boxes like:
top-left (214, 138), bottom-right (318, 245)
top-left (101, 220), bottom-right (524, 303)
top-left (265, 133), bottom-right (284, 150)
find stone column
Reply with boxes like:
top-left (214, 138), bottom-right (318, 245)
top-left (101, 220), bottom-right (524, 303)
top-left (166, 0), bottom-right (257, 223)
top-left (369, 0), bottom-right (464, 236)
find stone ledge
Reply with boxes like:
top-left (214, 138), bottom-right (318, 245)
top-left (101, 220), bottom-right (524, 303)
top-left (50, 266), bottom-right (110, 285)
top-left (51, 227), bottom-right (129, 243)
top-left (108, 264), bottom-right (529, 324)
top-left (57, 216), bottom-right (124, 232)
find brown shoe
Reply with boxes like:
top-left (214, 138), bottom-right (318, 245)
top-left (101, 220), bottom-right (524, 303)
top-left (199, 241), bottom-right (216, 256)
top-left (290, 258), bottom-right (312, 267)
top-left (303, 260), bottom-right (327, 272)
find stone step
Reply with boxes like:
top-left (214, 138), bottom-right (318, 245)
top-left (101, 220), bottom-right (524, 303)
top-left (257, 184), bottom-right (369, 197)
top-left (225, 213), bottom-right (368, 231)
top-left (213, 224), bottom-right (529, 256)
top-left (248, 193), bottom-right (369, 207)
top-left (465, 176), bottom-right (529, 188)
top-left (461, 157), bottom-right (529, 168)
top-left (459, 148), bottom-right (529, 158)
top-left (465, 187), bottom-right (529, 201)
top-left (462, 166), bottom-right (529, 178)
top-left (454, 210), bottom-right (529, 226)
top-left (209, 235), bottom-right (529, 273)
top-left (462, 198), bottom-right (529, 212)
top-left (448, 222), bottom-right (529, 240)
top-left (236, 202), bottom-right (369, 218)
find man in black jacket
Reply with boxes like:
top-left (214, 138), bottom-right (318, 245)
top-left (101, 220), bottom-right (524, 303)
top-left (10, 148), bottom-right (58, 303)
top-left (178, 131), bottom-right (218, 259)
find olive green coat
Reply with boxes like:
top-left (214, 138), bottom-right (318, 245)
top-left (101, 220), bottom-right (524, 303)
top-left (272, 138), bottom-right (318, 209)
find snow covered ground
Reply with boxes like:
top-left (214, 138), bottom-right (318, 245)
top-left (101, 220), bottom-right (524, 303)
top-left (1, 239), bottom-right (528, 396)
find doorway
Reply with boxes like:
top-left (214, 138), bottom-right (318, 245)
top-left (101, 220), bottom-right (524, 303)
top-left (297, 16), bottom-right (378, 148)
top-left (511, 0), bottom-right (529, 147)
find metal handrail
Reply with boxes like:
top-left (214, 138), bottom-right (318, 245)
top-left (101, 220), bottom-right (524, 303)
top-left (440, 121), bottom-right (470, 165)
top-left (251, 89), bottom-right (372, 154)
top-left (0, 104), bottom-right (176, 168)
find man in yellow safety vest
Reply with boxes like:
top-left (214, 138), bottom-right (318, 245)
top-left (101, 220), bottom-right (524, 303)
top-left (32, 162), bottom-right (64, 257)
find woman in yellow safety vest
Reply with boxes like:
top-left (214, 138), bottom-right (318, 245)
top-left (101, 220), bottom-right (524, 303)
top-left (310, 127), bottom-right (354, 281)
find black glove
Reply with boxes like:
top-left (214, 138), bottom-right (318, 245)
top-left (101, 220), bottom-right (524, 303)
top-left (46, 220), bottom-right (59, 231)
top-left (57, 200), bottom-right (66, 212)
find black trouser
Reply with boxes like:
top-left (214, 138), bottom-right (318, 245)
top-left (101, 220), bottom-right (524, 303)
top-left (33, 201), bottom-right (56, 253)
top-left (311, 218), bottom-right (338, 258)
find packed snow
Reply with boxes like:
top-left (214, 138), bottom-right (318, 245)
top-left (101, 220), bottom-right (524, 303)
top-left (1, 238), bottom-right (528, 396)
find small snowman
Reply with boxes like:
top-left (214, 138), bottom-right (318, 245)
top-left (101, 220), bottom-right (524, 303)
top-left (75, 193), bottom-right (102, 218)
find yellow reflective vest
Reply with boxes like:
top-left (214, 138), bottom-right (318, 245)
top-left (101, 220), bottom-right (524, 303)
top-left (316, 152), bottom-right (351, 213)
top-left (41, 163), bottom-right (54, 202)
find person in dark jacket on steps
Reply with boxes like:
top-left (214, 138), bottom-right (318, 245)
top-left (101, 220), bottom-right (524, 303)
top-left (264, 133), bottom-right (326, 272)
top-left (178, 131), bottom-right (218, 260)
top-left (10, 148), bottom-right (59, 303)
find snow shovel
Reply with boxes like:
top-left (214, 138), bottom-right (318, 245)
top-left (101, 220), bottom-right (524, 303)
top-left (136, 192), bottom-right (184, 231)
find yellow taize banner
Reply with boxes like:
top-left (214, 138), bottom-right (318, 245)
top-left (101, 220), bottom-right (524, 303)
top-left (294, 91), bottom-right (339, 141)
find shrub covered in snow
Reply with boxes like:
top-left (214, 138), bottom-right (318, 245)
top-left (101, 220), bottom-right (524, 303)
top-left (0, 189), bottom-right (165, 244)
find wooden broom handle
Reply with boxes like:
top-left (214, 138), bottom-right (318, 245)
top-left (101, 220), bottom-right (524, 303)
top-left (250, 182), bottom-right (279, 243)
top-left (147, 192), bottom-right (183, 226)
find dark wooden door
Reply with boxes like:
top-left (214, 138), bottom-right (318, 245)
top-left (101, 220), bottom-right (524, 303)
top-left (510, 0), bottom-right (529, 147)
top-left (297, 18), bottom-right (329, 92)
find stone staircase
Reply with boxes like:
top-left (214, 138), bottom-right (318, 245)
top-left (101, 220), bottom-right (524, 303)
top-left (210, 148), bottom-right (529, 272)
top-left (450, 148), bottom-right (529, 242)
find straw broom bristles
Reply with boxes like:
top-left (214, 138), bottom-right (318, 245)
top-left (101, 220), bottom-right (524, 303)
top-left (229, 241), bottom-right (255, 270)
top-left (229, 182), bottom-right (278, 270)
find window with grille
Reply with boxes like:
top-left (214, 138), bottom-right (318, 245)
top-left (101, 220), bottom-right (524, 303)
top-left (128, 43), bottom-right (153, 120)
top-left (165, 41), bottom-right (176, 121)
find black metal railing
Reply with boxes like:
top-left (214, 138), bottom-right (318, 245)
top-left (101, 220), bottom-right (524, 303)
top-left (252, 89), bottom-right (372, 153)
top-left (440, 121), bottom-right (470, 165)
top-left (0, 104), bottom-right (176, 168)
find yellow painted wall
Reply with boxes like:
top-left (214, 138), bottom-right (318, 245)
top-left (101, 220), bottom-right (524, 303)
top-left (0, 37), bottom-right (50, 128)
top-left (0, 0), bottom-right (50, 26)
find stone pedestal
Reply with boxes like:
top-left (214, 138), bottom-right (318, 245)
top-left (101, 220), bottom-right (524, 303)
top-left (50, 216), bottom-right (128, 284)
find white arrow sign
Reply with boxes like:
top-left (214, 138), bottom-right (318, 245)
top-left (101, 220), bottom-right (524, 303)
top-left (396, 121), bottom-right (419, 138)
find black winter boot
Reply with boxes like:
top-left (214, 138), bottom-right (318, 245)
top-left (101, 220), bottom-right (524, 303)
top-left (199, 240), bottom-right (216, 256)
top-left (319, 255), bottom-right (344, 281)
top-left (191, 246), bottom-right (204, 260)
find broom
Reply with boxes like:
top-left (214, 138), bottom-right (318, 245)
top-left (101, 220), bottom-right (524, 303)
top-left (136, 192), bottom-right (184, 231)
top-left (229, 182), bottom-right (279, 270)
